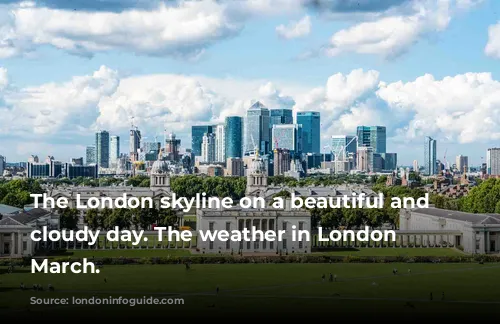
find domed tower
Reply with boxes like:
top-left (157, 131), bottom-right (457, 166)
top-left (246, 149), bottom-right (268, 195)
top-left (150, 156), bottom-right (171, 191)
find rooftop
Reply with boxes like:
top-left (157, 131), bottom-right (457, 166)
top-left (412, 207), bottom-right (500, 225)
top-left (0, 203), bottom-right (22, 215)
top-left (0, 208), bottom-right (52, 226)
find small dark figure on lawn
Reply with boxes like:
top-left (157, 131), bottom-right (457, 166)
top-left (321, 274), bottom-right (325, 282)
top-left (104, 278), bottom-right (107, 283)
top-left (329, 273), bottom-right (333, 282)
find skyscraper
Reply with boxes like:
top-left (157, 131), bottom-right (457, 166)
top-left (192, 125), bottom-right (213, 157)
top-left (215, 124), bottom-right (226, 162)
top-left (85, 146), bottom-right (96, 165)
top-left (129, 128), bottom-right (141, 162)
top-left (424, 136), bottom-right (437, 175)
top-left (487, 148), bottom-right (500, 175)
top-left (456, 155), bottom-right (469, 173)
top-left (272, 124), bottom-right (302, 155)
top-left (109, 135), bottom-right (120, 168)
top-left (95, 130), bottom-right (110, 169)
top-left (331, 135), bottom-right (357, 160)
top-left (225, 116), bottom-right (243, 158)
top-left (357, 146), bottom-right (373, 172)
top-left (201, 133), bottom-right (216, 163)
top-left (296, 111), bottom-right (320, 154)
top-left (165, 133), bottom-right (181, 162)
top-left (244, 101), bottom-right (270, 154)
top-left (270, 109), bottom-right (293, 127)
top-left (356, 126), bottom-right (386, 154)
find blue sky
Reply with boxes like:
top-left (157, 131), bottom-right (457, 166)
top-left (1, 0), bottom-right (500, 166)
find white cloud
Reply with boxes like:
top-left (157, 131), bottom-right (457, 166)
top-left (485, 21), bottom-right (500, 59)
top-left (377, 72), bottom-right (500, 143)
top-left (276, 15), bottom-right (311, 39)
top-left (324, 0), bottom-right (471, 58)
top-left (0, 1), bottom-right (242, 59)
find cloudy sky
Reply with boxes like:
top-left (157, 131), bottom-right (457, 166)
top-left (1, 0), bottom-right (500, 165)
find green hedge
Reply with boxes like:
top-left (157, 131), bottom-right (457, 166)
top-left (2, 255), bottom-right (500, 266)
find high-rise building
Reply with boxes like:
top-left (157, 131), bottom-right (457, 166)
top-left (413, 160), bottom-right (419, 173)
top-left (129, 128), bottom-right (141, 162)
top-left (456, 155), bottom-right (469, 173)
top-left (225, 116), bottom-right (243, 158)
top-left (270, 109), bottom-right (293, 127)
top-left (273, 148), bottom-right (291, 176)
top-left (356, 126), bottom-right (386, 154)
top-left (0, 155), bottom-right (4, 176)
top-left (424, 136), bottom-right (437, 175)
top-left (86, 146), bottom-right (96, 165)
top-left (110, 135), bottom-right (120, 168)
top-left (192, 125), bottom-right (213, 156)
top-left (487, 148), bottom-right (500, 175)
top-left (331, 135), bottom-right (357, 160)
top-left (165, 133), bottom-right (181, 162)
top-left (215, 124), bottom-right (226, 163)
top-left (226, 157), bottom-right (244, 176)
top-left (296, 111), bottom-right (320, 154)
top-left (381, 153), bottom-right (397, 171)
top-left (96, 131), bottom-right (110, 169)
top-left (201, 133), bottom-right (216, 163)
top-left (271, 124), bottom-right (302, 155)
top-left (244, 101), bottom-right (270, 154)
top-left (357, 146), bottom-right (373, 172)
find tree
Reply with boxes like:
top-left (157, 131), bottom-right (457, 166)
top-left (157, 207), bottom-right (178, 228)
top-left (59, 208), bottom-right (79, 230)
top-left (84, 209), bottom-right (101, 230)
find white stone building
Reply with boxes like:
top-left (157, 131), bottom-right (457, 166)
top-left (0, 208), bottom-right (57, 257)
top-left (400, 207), bottom-right (500, 254)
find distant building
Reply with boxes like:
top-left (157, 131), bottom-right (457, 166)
top-left (487, 148), bottom-right (500, 175)
top-left (456, 155), bottom-right (468, 173)
top-left (271, 124), bottom-right (302, 155)
top-left (165, 133), bottom-right (181, 162)
top-left (215, 124), bottom-right (226, 163)
top-left (356, 126), bottom-right (386, 154)
top-left (201, 133), bottom-right (216, 163)
top-left (244, 101), bottom-right (270, 154)
top-left (424, 136), bottom-right (437, 175)
top-left (192, 125), bottom-right (213, 157)
top-left (0, 155), bottom-right (5, 176)
top-left (357, 146), bottom-right (373, 172)
top-left (226, 158), bottom-right (244, 176)
top-left (129, 128), bottom-right (141, 162)
top-left (273, 148), bottom-right (291, 176)
top-left (381, 153), bottom-right (397, 171)
top-left (64, 163), bottom-right (98, 179)
top-left (225, 116), bottom-right (243, 159)
top-left (331, 135), bottom-right (357, 161)
top-left (296, 111), bottom-right (320, 154)
top-left (110, 135), bottom-right (120, 168)
top-left (96, 130), bottom-right (110, 169)
top-left (86, 146), bottom-right (96, 165)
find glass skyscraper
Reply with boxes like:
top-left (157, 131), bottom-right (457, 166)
top-left (272, 124), bottom-right (302, 155)
top-left (296, 111), bottom-right (320, 154)
top-left (244, 101), bottom-right (270, 154)
top-left (356, 126), bottom-right (386, 154)
top-left (191, 125), bottom-right (213, 156)
top-left (95, 130), bottom-right (110, 169)
top-left (424, 136), bottom-right (437, 175)
top-left (225, 116), bottom-right (243, 158)
top-left (270, 109), bottom-right (293, 127)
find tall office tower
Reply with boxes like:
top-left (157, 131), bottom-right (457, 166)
top-left (28, 155), bottom-right (39, 163)
top-left (225, 116), bottom-right (243, 158)
top-left (273, 148), bottom-right (291, 176)
top-left (244, 101), bottom-right (270, 154)
top-left (0, 155), bottom-right (4, 176)
top-left (271, 124), bottom-right (302, 155)
top-left (331, 135), bottom-right (357, 160)
top-left (456, 155), bottom-right (469, 173)
top-left (413, 160), bottom-right (419, 173)
top-left (424, 136), bottom-right (437, 175)
top-left (192, 125), bottom-right (213, 156)
top-left (296, 111), bottom-right (320, 154)
top-left (96, 130), bottom-right (110, 169)
top-left (226, 157), bottom-right (245, 176)
top-left (270, 108), bottom-right (293, 127)
top-left (380, 153), bottom-right (397, 171)
top-left (215, 124), bottom-right (226, 162)
top-left (487, 148), bottom-right (500, 175)
top-left (201, 133), bottom-right (216, 163)
top-left (86, 146), bottom-right (96, 165)
top-left (356, 126), bottom-right (386, 154)
top-left (129, 128), bottom-right (141, 162)
top-left (109, 135), bottom-right (120, 168)
top-left (357, 146), bottom-right (373, 172)
top-left (165, 132), bottom-right (181, 162)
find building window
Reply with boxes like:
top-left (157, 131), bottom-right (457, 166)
top-left (476, 240), bottom-right (480, 250)
top-left (283, 239), bottom-right (287, 249)
top-left (299, 222), bottom-right (304, 231)
top-left (225, 222), bottom-right (231, 249)
top-left (282, 222), bottom-right (287, 231)
top-left (23, 241), bottom-right (27, 251)
top-left (209, 222), bottom-right (215, 231)
top-left (209, 241), bottom-right (214, 250)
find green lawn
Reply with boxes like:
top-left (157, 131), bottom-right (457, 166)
top-left (313, 248), bottom-right (463, 257)
top-left (1, 262), bottom-right (499, 319)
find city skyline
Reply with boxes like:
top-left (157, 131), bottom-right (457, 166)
top-left (1, 0), bottom-right (500, 164)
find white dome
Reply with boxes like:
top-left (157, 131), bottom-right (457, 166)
top-left (151, 160), bottom-right (169, 174)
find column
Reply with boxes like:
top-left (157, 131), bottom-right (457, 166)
top-left (18, 231), bottom-right (23, 256)
top-left (10, 232), bottom-right (16, 257)
top-left (486, 231), bottom-right (490, 253)
top-left (0, 233), bottom-right (3, 256)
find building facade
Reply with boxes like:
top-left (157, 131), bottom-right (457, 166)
top-left (244, 101), bottom-right (270, 154)
top-left (96, 130), bottom-right (110, 169)
top-left (356, 126), bottom-right (386, 154)
top-left (192, 125), bottom-right (213, 157)
top-left (271, 124), bottom-right (302, 155)
top-left (110, 135), bottom-right (120, 168)
top-left (487, 148), bottom-right (500, 175)
top-left (201, 133), bottom-right (216, 163)
top-left (225, 116), bottom-right (243, 159)
top-left (215, 124), bottom-right (226, 163)
top-left (296, 111), bottom-right (320, 154)
top-left (424, 136), bottom-right (437, 175)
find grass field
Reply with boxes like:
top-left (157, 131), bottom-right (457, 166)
top-left (34, 247), bottom-right (464, 258)
top-left (1, 262), bottom-right (499, 319)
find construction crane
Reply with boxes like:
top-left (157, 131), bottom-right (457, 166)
top-left (335, 136), bottom-right (357, 174)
